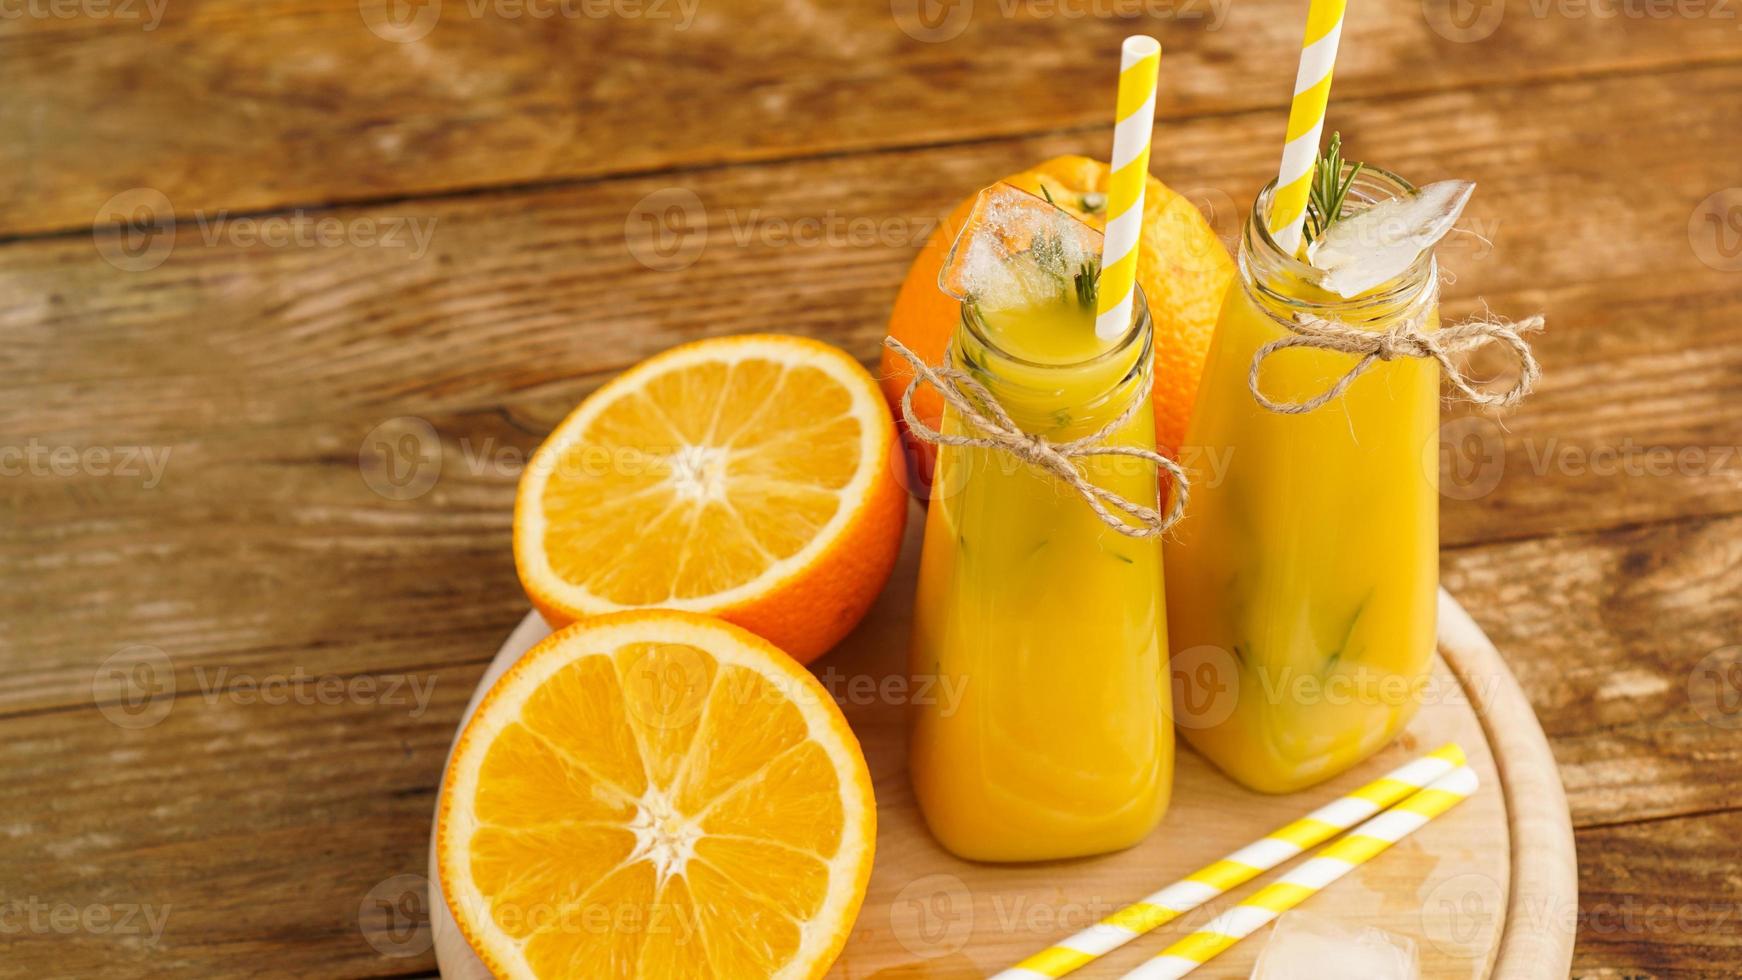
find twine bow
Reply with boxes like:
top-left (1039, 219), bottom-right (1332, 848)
top-left (1248, 312), bottom-right (1544, 415)
top-left (883, 337), bottom-right (1187, 539)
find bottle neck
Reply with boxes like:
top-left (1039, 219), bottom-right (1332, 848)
top-left (951, 298), bottom-right (1154, 437)
top-left (1241, 167), bottom-right (1439, 331)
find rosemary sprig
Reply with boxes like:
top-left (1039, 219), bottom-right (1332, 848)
top-left (1072, 257), bottom-right (1101, 309)
top-left (1027, 229), bottom-right (1101, 309)
top-left (1023, 185), bottom-right (1103, 308)
top-left (1303, 131), bottom-right (1364, 245)
top-left (1030, 228), bottom-right (1068, 278)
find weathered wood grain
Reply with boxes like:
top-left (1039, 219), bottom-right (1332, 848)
top-left (1443, 511), bottom-right (1742, 830)
top-left (0, 402), bottom-right (535, 713)
top-left (0, 662), bottom-right (483, 977)
top-left (1572, 812), bottom-right (1742, 978)
top-left (6, 0), bottom-right (1742, 236)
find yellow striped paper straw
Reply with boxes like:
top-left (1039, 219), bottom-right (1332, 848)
top-left (991, 743), bottom-right (1466, 980)
top-left (1121, 765), bottom-right (1481, 980)
top-left (1094, 35), bottom-right (1162, 341)
top-left (1267, 0), bottom-right (1348, 255)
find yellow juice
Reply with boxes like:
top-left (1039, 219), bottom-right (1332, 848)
top-left (1165, 170), bottom-right (1441, 793)
top-left (909, 292), bottom-right (1172, 862)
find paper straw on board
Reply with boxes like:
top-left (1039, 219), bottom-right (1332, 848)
top-left (1121, 765), bottom-right (1481, 980)
top-left (991, 743), bottom-right (1468, 979)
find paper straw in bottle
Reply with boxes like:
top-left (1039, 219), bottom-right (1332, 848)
top-left (1120, 765), bottom-right (1482, 980)
top-left (1267, 0), bottom-right (1348, 255)
top-left (1093, 35), bottom-right (1162, 341)
top-left (991, 743), bottom-right (1467, 979)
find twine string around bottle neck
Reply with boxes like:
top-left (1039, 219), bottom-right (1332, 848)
top-left (1248, 310), bottom-right (1544, 415)
top-left (883, 337), bottom-right (1187, 539)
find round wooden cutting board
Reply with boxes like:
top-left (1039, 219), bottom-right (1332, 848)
top-left (428, 512), bottom-right (1577, 979)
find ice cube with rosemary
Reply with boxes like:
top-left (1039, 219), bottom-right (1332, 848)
top-left (938, 182), bottom-right (1117, 366)
top-left (1302, 132), bottom-right (1476, 298)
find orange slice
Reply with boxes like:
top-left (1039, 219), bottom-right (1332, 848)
top-left (514, 334), bottom-right (907, 664)
top-left (437, 610), bottom-right (876, 979)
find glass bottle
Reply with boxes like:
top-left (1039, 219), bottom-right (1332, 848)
top-left (1166, 167), bottom-right (1441, 794)
top-left (908, 289), bottom-right (1173, 862)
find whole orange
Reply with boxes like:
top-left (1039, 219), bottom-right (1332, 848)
top-left (881, 156), bottom-right (1235, 482)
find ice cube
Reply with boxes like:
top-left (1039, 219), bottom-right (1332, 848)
top-left (939, 182), bottom-right (1103, 311)
top-left (1248, 911), bottom-right (1420, 980)
top-left (1305, 179), bottom-right (1475, 299)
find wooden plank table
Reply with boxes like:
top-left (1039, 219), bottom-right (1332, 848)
top-left (3, 1), bottom-right (1739, 976)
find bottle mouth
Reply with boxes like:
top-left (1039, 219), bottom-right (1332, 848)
top-left (1245, 164), bottom-right (1438, 321)
top-left (951, 288), bottom-right (1155, 430)
top-left (957, 286), bottom-right (1153, 378)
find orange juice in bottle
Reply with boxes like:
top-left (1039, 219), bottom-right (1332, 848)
top-left (1166, 167), bottom-right (1441, 793)
top-left (905, 185), bottom-right (1172, 861)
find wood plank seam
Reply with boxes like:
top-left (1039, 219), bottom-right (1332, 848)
top-left (6, 57), bottom-right (1734, 246)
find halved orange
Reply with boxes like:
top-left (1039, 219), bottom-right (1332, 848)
top-left (437, 610), bottom-right (877, 978)
top-left (513, 334), bottom-right (907, 664)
